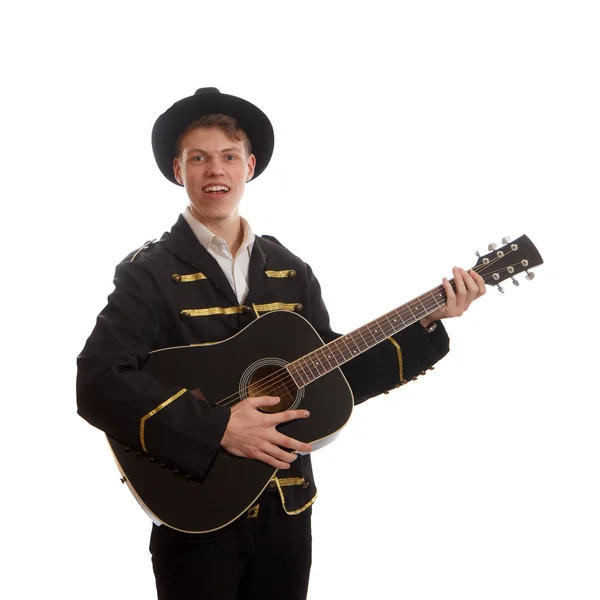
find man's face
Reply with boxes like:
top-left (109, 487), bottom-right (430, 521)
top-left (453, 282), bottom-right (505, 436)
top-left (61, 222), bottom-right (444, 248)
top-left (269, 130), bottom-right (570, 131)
top-left (173, 126), bottom-right (256, 225)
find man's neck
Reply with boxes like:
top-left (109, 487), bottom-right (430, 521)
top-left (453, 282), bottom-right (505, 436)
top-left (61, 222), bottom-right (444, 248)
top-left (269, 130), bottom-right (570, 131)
top-left (189, 208), bottom-right (244, 256)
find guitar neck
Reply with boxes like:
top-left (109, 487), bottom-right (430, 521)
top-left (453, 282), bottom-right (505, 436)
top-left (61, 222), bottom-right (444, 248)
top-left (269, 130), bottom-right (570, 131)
top-left (287, 281), bottom-right (451, 388)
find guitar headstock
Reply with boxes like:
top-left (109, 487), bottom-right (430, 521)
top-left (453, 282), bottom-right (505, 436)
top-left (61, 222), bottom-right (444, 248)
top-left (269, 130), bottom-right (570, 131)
top-left (472, 235), bottom-right (544, 292)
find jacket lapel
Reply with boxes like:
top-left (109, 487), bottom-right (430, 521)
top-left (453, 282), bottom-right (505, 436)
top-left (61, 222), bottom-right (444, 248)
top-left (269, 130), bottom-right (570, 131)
top-left (162, 215), bottom-right (239, 306)
top-left (244, 236), bottom-right (273, 307)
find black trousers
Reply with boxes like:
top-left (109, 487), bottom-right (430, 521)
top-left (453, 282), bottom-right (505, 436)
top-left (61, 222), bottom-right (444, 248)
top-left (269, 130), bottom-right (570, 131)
top-left (149, 491), bottom-right (312, 600)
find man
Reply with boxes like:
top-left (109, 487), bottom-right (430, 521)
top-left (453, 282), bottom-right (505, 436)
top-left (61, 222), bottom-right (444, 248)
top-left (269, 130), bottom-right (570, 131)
top-left (77, 87), bottom-right (485, 599)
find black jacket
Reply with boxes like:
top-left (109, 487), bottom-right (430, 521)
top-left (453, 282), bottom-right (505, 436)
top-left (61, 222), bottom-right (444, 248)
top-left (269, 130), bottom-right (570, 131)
top-left (77, 215), bottom-right (450, 515)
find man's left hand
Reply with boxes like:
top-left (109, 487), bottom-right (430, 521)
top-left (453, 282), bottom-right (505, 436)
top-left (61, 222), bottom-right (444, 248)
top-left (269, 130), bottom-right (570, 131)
top-left (420, 267), bottom-right (486, 328)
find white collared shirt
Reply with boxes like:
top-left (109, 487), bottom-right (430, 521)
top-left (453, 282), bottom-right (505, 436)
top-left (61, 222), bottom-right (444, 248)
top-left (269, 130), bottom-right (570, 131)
top-left (182, 207), bottom-right (255, 303)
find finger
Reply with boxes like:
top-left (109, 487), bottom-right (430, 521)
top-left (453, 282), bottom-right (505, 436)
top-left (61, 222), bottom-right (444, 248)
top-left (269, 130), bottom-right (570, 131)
top-left (253, 450), bottom-right (292, 470)
top-left (248, 396), bottom-right (280, 409)
top-left (453, 266), bottom-right (467, 296)
top-left (460, 268), bottom-right (480, 301)
top-left (271, 431), bottom-right (312, 454)
top-left (456, 267), bottom-right (473, 313)
top-left (271, 408), bottom-right (310, 425)
top-left (443, 276), bottom-right (456, 312)
top-left (264, 442), bottom-right (300, 464)
top-left (469, 269), bottom-right (487, 296)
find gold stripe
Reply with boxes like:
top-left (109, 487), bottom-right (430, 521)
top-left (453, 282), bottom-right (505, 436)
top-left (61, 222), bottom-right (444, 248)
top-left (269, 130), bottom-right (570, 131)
top-left (181, 306), bottom-right (246, 317)
top-left (265, 270), bottom-right (295, 278)
top-left (253, 302), bottom-right (299, 313)
top-left (276, 477), bottom-right (305, 487)
top-left (273, 477), bottom-right (318, 516)
top-left (252, 303), bottom-right (261, 319)
top-left (174, 272), bottom-right (207, 282)
top-left (387, 337), bottom-right (404, 384)
top-left (140, 388), bottom-right (188, 452)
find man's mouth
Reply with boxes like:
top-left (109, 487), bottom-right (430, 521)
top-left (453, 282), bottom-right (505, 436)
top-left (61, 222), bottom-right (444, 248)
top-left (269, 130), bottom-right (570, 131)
top-left (202, 185), bottom-right (230, 195)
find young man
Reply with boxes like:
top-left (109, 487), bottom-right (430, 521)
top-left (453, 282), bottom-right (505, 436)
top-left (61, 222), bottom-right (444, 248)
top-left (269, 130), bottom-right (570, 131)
top-left (77, 87), bottom-right (485, 600)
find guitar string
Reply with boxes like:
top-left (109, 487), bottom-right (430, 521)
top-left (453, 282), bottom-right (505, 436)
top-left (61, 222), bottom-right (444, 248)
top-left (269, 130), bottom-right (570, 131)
top-left (211, 257), bottom-right (523, 408)
top-left (214, 263), bottom-right (527, 409)
top-left (212, 284), bottom-right (449, 408)
top-left (213, 288), bottom-right (448, 407)
top-left (210, 258), bottom-right (521, 409)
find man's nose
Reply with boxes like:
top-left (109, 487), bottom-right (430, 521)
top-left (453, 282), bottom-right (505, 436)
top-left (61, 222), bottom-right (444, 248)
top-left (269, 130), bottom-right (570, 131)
top-left (206, 158), bottom-right (225, 176)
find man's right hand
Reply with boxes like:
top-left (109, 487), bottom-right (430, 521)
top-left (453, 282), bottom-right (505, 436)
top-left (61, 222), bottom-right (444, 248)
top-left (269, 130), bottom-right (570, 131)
top-left (220, 396), bottom-right (312, 469)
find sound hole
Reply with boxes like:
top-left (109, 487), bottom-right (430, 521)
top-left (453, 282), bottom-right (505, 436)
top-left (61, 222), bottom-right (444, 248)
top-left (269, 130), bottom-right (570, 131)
top-left (247, 365), bottom-right (297, 414)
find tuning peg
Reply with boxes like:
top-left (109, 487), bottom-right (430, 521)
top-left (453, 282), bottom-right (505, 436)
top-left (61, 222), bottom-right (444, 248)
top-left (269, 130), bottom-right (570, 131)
top-left (496, 284), bottom-right (505, 294)
top-left (475, 250), bottom-right (481, 257)
top-left (525, 270), bottom-right (535, 281)
top-left (488, 243), bottom-right (498, 251)
top-left (511, 277), bottom-right (520, 287)
top-left (502, 236), bottom-right (512, 245)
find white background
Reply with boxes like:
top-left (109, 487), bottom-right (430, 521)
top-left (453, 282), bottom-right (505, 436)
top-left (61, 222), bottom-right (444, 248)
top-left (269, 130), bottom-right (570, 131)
top-left (2, 1), bottom-right (599, 598)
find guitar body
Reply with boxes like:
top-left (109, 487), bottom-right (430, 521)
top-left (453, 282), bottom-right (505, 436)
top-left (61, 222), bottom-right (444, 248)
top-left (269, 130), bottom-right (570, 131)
top-left (104, 234), bottom-right (544, 534)
top-left (107, 310), bottom-right (354, 533)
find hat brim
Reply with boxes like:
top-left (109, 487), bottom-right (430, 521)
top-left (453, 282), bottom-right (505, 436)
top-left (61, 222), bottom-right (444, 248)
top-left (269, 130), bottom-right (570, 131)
top-left (152, 91), bottom-right (274, 185)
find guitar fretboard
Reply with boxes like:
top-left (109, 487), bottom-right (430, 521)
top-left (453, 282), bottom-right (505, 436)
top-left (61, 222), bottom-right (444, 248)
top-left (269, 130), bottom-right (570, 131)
top-left (286, 282), bottom-right (450, 388)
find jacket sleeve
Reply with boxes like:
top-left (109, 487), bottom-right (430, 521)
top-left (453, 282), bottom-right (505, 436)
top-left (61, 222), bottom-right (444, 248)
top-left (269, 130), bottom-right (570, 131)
top-left (76, 259), bottom-right (230, 479)
top-left (305, 265), bottom-right (450, 404)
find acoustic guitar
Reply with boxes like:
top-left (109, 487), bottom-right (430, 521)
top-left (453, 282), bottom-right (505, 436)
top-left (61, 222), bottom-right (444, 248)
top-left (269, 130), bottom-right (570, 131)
top-left (107, 235), bottom-right (543, 533)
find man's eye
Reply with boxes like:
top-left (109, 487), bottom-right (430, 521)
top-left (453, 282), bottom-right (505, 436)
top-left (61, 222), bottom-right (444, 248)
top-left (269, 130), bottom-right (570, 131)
top-left (192, 156), bottom-right (205, 161)
top-left (226, 155), bottom-right (237, 160)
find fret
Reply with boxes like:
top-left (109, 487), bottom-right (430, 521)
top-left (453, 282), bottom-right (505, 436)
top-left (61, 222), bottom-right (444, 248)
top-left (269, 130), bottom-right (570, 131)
top-left (416, 296), bottom-right (429, 316)
top-left (353, 331), bottom-right (368, 352)
top-left (394, 308), bottom-right (409, 328)
top-left (287, 363), bottom-right (305, 388)
top-left (337, 335), bottom-right (356, 360)
top-left (295, 356), bottom-right (313, 385)
top-left (381, 312), bottom-right (397, 335)
top-left (428, 288), bottom-right (445, 309)
top-left (303, 352), bottom-right (321, 380)
top-left (306, 348), bottom-right (327, 377)
top-left (367, 322), bottom-right (386, 344)
top-left (356, 325), bottom-right (375, 348)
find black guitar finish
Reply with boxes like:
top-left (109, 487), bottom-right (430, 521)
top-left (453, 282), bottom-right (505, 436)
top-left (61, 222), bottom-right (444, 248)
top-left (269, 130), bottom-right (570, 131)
top-left (108, 311), bottom-right (354, 533)
top-left (107, 235), bottom-right (544, 533)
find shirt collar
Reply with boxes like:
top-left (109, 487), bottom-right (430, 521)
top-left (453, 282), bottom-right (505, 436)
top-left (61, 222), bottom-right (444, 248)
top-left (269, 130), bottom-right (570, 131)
top-left (182, 206), bottom-right (255, 257)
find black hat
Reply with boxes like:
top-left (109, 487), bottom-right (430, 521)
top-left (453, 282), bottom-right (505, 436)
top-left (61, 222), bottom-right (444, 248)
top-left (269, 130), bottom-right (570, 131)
top-left (152, 87), bottom-right (275, 186)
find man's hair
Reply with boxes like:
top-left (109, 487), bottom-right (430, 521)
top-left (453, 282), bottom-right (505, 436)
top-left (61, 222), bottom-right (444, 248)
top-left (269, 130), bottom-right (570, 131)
top-left (175, 114), bottom-right (252, 157)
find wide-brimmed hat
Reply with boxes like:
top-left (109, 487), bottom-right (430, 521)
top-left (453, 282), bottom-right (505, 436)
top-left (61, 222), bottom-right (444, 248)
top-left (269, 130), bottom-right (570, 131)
top-left (152, 87), bottom-right (274, 186)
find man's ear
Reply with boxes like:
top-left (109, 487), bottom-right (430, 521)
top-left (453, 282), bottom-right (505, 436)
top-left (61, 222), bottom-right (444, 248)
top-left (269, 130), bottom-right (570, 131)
top-left (246, 153), bottom-right (256, 182)
top-left (173, 157), bottom-right (183, 185)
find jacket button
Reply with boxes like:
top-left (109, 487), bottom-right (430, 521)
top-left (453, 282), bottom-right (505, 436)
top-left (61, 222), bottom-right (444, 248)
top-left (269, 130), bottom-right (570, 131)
top-left (288, 270), bottom-right (297, 278)
top-left (180, 310), bottom-right (190, 320)
top-left (242, 306), bottom-right (252, 314)
top-left (172, 274), bottom-right (182, 283)
top-left (301, 480), bottom-right (309, 488)
top-left (295, 303), bottom-right (303, 312)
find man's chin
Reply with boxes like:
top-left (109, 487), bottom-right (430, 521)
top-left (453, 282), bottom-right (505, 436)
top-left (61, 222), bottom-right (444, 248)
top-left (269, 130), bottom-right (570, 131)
top-left (189, 205), bottom-right (239, 224)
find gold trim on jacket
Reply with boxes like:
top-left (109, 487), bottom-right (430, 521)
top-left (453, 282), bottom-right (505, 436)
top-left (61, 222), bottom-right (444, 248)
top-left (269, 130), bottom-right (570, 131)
top-left (140, 388), bottom-right (188, 452)
top-left (386, 337), bottom-right (404, 384)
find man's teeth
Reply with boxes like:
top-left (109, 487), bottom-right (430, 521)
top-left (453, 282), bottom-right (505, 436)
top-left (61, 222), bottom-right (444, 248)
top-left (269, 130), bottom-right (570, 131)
top-left (203, 185), bottom-right (230, 192)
